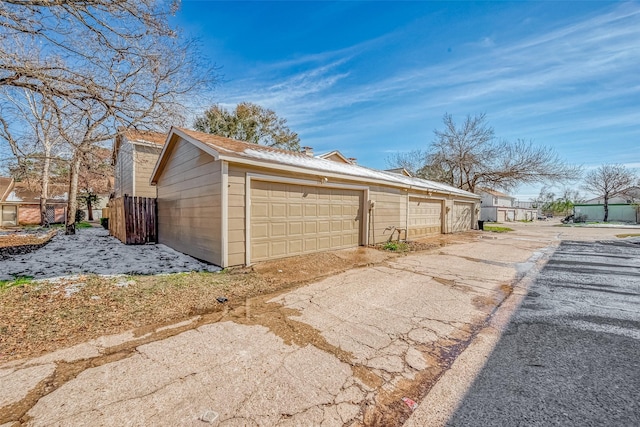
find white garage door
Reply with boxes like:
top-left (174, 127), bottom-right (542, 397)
top-left (408, 197), bottom-right (442, 238)
top-left (250, 181), bottom-right (362, 262)
top-left (452, 202), bottom-right (474, 232)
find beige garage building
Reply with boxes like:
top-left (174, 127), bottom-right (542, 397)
top-left (150, 127), bottom-right (480, 267)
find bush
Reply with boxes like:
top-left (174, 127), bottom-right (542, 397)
top-left (100, 217), bottom-right (109, 229)
top-left (75, 209), bottom-right (86, 222)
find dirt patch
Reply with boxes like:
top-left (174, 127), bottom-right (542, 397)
top-left (376, 232), bottom-right (481, 253)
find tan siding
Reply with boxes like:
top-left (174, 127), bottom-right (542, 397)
top-left (368, 185), bottom-right (407, 244)
top-left (157, 137), bottom-right (222, 265)
top-left (133, 144), bottom-right (162, 198)
top-left (115, 141), bottom-right (133, 197)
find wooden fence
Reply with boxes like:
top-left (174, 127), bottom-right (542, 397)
top-left (108, 196), bottom-right (157, 244)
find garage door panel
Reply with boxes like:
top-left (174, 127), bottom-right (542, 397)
top-left (288, 203), bottom-right (302, 217)
top-left (289, 239), bottom-right (302, 254)
top-left (271, 223), bottom-right (286, 237)
top-left (271, 203), bottom-right (286, 217)
top-left (408, 197), bottom-right (442, 238)
top-left (304, 221), bottom-right (317, 233)
top-left (304, 204), bottom-right (317, 216)
top-left (318, 205), bottom-right (330, 216)
top-left (289, 222), bottom-right (303, 235)
top-left (252, 242), bottom-right (269, 259)
top-left (304, 238), bottom-right (317, 251)
top-left (252, 202), bottom-right (268, 218)
top-left (272, 241), bottom-right (287, 256)
top-left (252, 223), bottom-right (268, 239)
top-left (251, 181), bottom-right (362, 262)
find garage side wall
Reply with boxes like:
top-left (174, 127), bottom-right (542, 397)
top-left (369, 186), bottom-right (407, 244)
top-left (134, 144), bottom-right (162, 198)
top-left (156, 137), bottom-right (222, 265)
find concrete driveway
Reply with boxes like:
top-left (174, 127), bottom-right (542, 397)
top-left (0, 222), bottom-right (634, 426)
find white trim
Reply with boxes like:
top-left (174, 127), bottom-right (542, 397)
top-left (131, 145), bottom-right (136, 196)
top-left (221, 161), bottom-right (229, 268)
top-left (245, 173), bottom-right (251, 266)
top-left (362, 188), bottom-right (370, 246)
top-left (130, 139), bottom-right (164, 149)
top-left (244, 172), bottom-right (370, 265)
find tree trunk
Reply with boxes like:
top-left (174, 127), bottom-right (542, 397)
top-left (39, 150), bottom-right (51, 227)
top-left (66, 152), bottom-right (82, 235)
top-left (603, 195), bottom-right (609, 222)
top-left (87, 197), bottom-right (94, 221)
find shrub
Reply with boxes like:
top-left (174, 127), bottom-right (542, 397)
top-left (75, 209), bottom-right (86, 222)
top-left (100, 217), bottom-right (109, 229)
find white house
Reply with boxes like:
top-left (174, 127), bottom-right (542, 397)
top-left (479, 188), bottom-right (537, 222)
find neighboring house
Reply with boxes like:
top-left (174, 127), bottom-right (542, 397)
top-left (479, 188), bottom-right (537, 222)
top-left (574, 186), bottom-right (640, 223)
top-left (150, 127), bottom-right (480, 267)
top-left (112, 129), bottom-right (167, 198)
top-left (0, 178), bottom-right (67, 226)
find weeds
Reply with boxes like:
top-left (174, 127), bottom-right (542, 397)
top-left (483, 225), bottom-right (514, 233)
top-left (616, 233), bottom-right (640, 238)
top-left (382, 241), bottom-right (410, 252)
top-left (0, 275), bottom-right (34, 291)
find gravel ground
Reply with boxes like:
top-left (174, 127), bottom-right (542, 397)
top-left (0, 227), bottom-right (220, 281)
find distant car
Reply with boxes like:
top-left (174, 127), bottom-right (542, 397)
top-left (546, 213), bottom-right (554, 218)
top-left (537, 215), bottom-right (547, 221)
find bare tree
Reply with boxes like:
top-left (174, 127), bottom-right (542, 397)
top-left (388, 114), bottom-right (580, 193)
top-left (385, 149), bottom-right (427, 176)
top-left (427, 114), bottom-right (580, 193)
top-left (77, 147), bottom-right (111, 221)
top-left (194, 103), bottom-right (301, 151)
top-left (0, 89), bottom-right (69, 226)
top-left (583, 164), bottom-right (636, 222)
top-left (1, 0), bottom-right (216, 234)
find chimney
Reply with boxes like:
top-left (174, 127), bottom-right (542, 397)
top-left (302, 146), bottom-right (314, 157)
top-left (348, 157), bottom-right (357, 164)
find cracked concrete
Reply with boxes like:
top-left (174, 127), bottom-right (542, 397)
top-left (2, 222), bottom-right (626, 426)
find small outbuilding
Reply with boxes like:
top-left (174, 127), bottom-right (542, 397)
top-left (150, 127), bottom-right (480, 267)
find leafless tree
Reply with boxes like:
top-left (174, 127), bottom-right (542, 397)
top-left (583, 164), bottom-right (637, 222)
top-left (389, 113), bottom-right (580, 193)
top-left (1, 0), bottom-right (216, 233)
top-left (385, 149), bottom-right (427, 176)
top-left (0, 88), bottom-right (70, 226)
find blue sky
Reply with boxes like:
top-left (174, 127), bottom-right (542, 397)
top-left (176, 0), bottom-right (640, 200)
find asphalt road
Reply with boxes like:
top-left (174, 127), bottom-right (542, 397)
top-left (446, 238), bottom-right (640, 426)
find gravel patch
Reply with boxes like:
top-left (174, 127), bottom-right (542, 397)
top-left (0, 227), bottom-right (220, 280)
